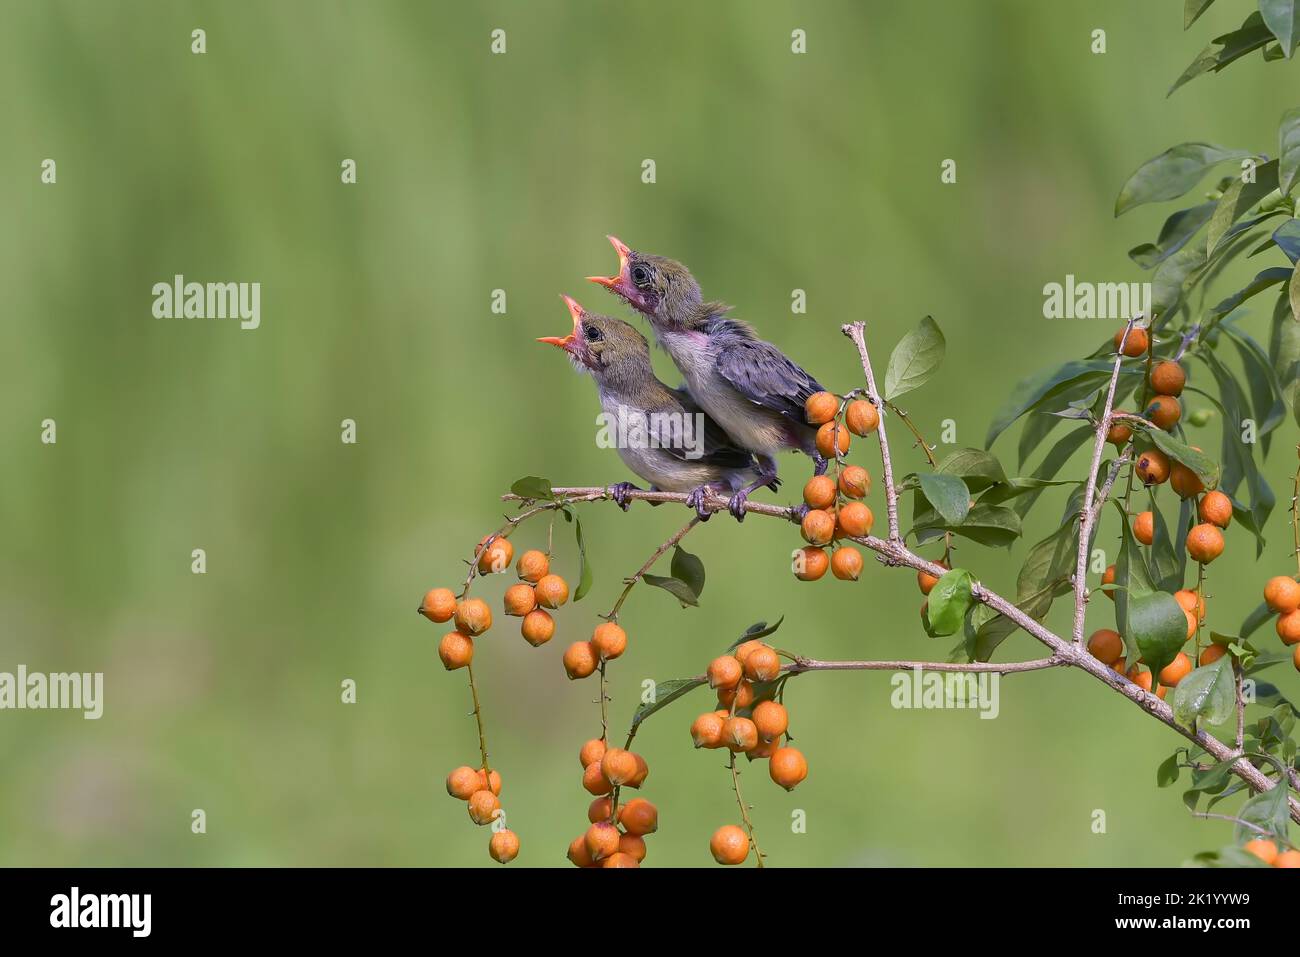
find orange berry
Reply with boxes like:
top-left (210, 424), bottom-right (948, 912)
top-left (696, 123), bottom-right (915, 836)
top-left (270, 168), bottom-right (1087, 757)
top-left (467, 790), bottom-right (500, 826)
top-left (831, 546), bottom-right (863, 580)
top-left (716, 680), bottom-right (756, 710)
top-left (1185, 523), bottom-right (1224, 564)
top-left (1198, 490), bottom-right (1232, 528)
top-left (620, 797), bottom-right (659, 835)
top-left (836, 501), bottom-right (874, 538)
top-left (710, 825), bottom-right (749, 865)
top-left (567, 834), bottom-right (596, 868)
top-left (1244, 839), bottom-right (1279, 865)
top-left (803, 474), bottom-right (837, 509)
top-left (804, 391), bottom-right (839, 425)
top-left (419, 587), bottom-right (457, 623)
top-left (845, 399), bottom-right (880, 436)
top-left (602, 851), bottom-right (640, 868)
top-left (1135, 449), bottom-right (1170, 486)
top-left (475, 768), bottom-right (502, 795)
top-left (628, 752), bottom-right (649, 788)
top-left (1133, 511), bottom-right (1154, 546)
top-left (563, 641), bottom-right (598, 679)
top-left (587, 796), bottom-right (613, 823)
top-left (488, 829), bottom-right (520, 863)
top-left (838, 465), bottom-right (871, 498)
top-left (707, 655), bottom-right (744, 691)
top-left (749, 737), bottom-right (780, 759)
top-left (438, 631), bottom-right (474, 670)
top-left (816, 421), bottom-right (850, 458)
top-left (1159, 652), bottom-right (1192, 687)
top-left (752, 700), bottom-right (789, 741)
top-left (591, 622), bottom-right (627, 661)
top-left (793, 545), bottom-right (829, 581)
top-left (1114, 326), bottom-right (1148, 357)
top-left (1199, 643), bottom-right (1227, 666)
top-left (800, 508), bottom-right (836, 546)
top-left (503, 582), bottom-right (537, 617)
top-left (769, 746), bottom-right (809, 790)
top-left (742, 645), bottom-right (781, 682)
top-left (1277, 610), bottom-right (1300, 646)
top-left (1106, 414), bottom-right (1133, 446)
top-left (1294, 643), bottom-right (1300, 671)
top-left (691, 710), bottom-right (727, 748)
top-left (454, 598), bottom-right (492, 636)
top-left (584, 821), bottom-right (620, 862)
top-left (1145, 395), bottom-right (1181, 431)
top-left (1149, 360), bottom-right (1186, 397)
top-left (520, 608), bottom-right (555, 646)
top-left (1263, 576), bottom-right (1300, 614)
top-left (723, 716), bottom-right (759, 753)
top-left (446, 766), bottom-right (480, 801)
top-left (1087, 629), bottom-right (1123, 666)
top-left (1185, 609), bottom-right (1198, 641)
top-left (1274, 849), bottom-right (1300, 867)
top-left (1101, 564), bottom-right (1117, 601)
top-left (1170, 463), bottom-right (1204, 499)
top-left (477, 536), bottom-right (514, 574)
top-left (918, 561), bottom-right (949, 595)
top-left (733, 640), bottom-right (763, 664)
top-left (534, 574), bottom-right (569, 609)
top-left (600, 748), bottom-right (638, 786)
top-left (617, 832), bottom-right (647, 863)
top-left (1111, 657), bottom-right (1127, 675)
top-left (1130, 669), bottom-right (1168, 699)
top-left (1174, 589), bottom-right (1206, 619)
top-left (582, 760), bottom-right (612, 796)
top-left (516, 549), bottom-right (550, 583)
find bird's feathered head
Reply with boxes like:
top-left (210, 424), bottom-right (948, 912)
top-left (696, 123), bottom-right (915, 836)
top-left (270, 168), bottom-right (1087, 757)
top-left (588, 236), bottom-right (724, 330)
top-left (538, 295), bottom-right (654, 389)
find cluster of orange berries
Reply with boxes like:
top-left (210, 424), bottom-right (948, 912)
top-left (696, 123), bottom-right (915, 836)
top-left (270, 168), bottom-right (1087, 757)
top-left (1262, 575), bottom-right (1300, 672)
top-left (566, 738), bottom-right (656, 868)
top-left (690, 639), bottom-right (808, 865)
top-left (794, 391), bottom-right (878, 582)
top-left (1088, 587), bottom-right (1211, 696)
top-left (1244, 838), bottom-right (1300, 868)
top-left (445, 764), bottom-right (519, 863)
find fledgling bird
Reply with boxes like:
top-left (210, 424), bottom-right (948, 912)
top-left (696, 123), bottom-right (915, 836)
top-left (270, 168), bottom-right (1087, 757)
top-left (589, 236), bottom-right (827, 519)
top-left (538, 295), bottom-right (775, 519)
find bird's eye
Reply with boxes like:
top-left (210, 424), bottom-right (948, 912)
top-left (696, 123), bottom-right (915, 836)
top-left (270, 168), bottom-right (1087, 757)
top-left (582, 323), bottom-right (604, 342)
top-left (631, 264), bottom-right (651, 287)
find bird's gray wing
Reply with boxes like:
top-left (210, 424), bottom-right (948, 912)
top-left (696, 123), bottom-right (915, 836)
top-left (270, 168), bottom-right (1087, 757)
top-left (649, 388), bottom-right (756, 470)
top-left (714, 338), bottom-right (825, 422)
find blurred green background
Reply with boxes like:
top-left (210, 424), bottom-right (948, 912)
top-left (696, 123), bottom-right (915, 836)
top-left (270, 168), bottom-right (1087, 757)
top-left (2, 0), bottom-right (1297, 867)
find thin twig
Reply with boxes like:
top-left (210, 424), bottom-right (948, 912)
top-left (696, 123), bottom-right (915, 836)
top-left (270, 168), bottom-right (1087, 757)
top-left (728, 751), bottom-right (763, 868)
top-left (602, 516), bottom-right (702, 621)
top-left (842, 322), bottom-right (901, 541)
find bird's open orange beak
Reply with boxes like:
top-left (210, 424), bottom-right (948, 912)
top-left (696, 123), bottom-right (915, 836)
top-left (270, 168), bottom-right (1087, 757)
top-left (537, 294), bottom-right (584, 349)
top-left (587, 235), bottom-right (632, 293)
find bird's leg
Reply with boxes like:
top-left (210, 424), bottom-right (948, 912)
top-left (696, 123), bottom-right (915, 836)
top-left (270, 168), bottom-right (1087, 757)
top-left (685, 483), bottom-right (725, 521)
top-left (728, 456), bottom-right (780, 522)
top-left (610, 481), bottom-right (643, 511)
top-left (812, 450), bottom-right (829, 477)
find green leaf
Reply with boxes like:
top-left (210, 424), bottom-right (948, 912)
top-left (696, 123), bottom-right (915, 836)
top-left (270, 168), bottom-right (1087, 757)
top-left (1260, 0), bottom-right (1300, 57)
top-left (914, 502), bottom-right (1022, 548)
top-left (918, 474), bottom-right (971, 525)
top-left (1148, 493), bottom-right (1183, 594)
top-left (1157, 752), bottom-right (1182, 787)
top-left (1207, 266), bottom-right (1291, 318)
top-left (643, 574), bottom-right (698, 608)
top-left (1205, 159), bottom-right (1279, 254)
top-left (1235, 783), bottom-right (1291, 844)
top-left (727, 617), bottom-right (784, 650)
top-left (1115, 144), bottom-right (1252, 216)
top-left (986, 360), bottom-right (1116, 448)
top-left (1185, 0), bottom-right (1217, 29)
top-left (1269, 289), bottom-right (1300, 413)
top-left (630, 676), bottom-right (706, 727)
top-left (573, 516), bottom-right (593, 602)
top-left (1130, 592), bottom-right (1190, 683)
top-left (1221, 320), bottom-right (1287, 455)
top-left (883, 315), bottom-right (945, 400)
top-left (1129, 202), bottom-right (1216, 267)
top-left (1280, 109), bottom-right (1300, 195)
top-left (509, 475), bottom-right (554, 500)
top-left (1172, 657), bottom-right (1236, 726)
top-left (1182, 760), bottom-right (1235, 807)
top-left (926, 569), bottom-right (974, 637)
top-left (1124, 418), bottom-right (1221, 488)
top-left (670, 544), bottom-right (705, 601)
top-left (1169, 12), bottom-right (1276, 95)
top-left (934, 448), bottom-right (1009, 490)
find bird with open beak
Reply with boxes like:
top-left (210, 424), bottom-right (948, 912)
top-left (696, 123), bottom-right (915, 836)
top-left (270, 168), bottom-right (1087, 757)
top-left (538, 295), bottom-right (774, 519)
top-left (589, 236), bottom-right (827, 519)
